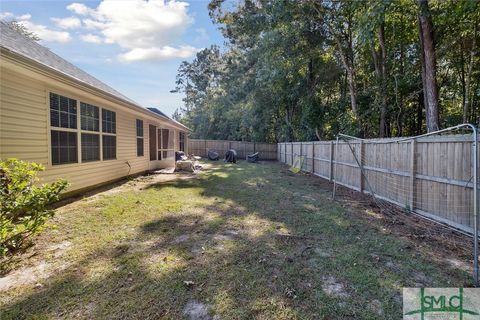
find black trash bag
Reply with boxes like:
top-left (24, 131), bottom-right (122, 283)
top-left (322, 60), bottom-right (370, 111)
top-left (247, 152), bottom-right (259, 163)
top-left (208, 150), bottom-right (220, 161)
top-left (224, 149), bottom-right (237, 163)
top-left (175, 151), bottom-right (186, 161)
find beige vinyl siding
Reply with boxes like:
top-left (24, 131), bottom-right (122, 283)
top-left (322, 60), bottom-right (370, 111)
top-left (0, 68), bottom-right (48, 163)
top-left (0, 58), bottom-right (186, 193)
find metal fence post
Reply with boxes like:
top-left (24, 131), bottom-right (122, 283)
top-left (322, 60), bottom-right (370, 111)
top-left (329, 141), bottom-right (334, 181)
top-left (332, 136), bottom-right (339, 199)
top-left (300, 142), bottom-right (303, 171)
top-left (359, 140), bottom-right (364, 192)
top-left (312, 142), bottom-right (315, 174)
top-left (291, 143), bottom-right (294, 165)
top-left (472, 127), bottom-right (479, 286)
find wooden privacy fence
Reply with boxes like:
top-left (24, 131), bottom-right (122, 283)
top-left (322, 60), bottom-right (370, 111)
top-left (278, 135), bottom-right (477, 234)
top-left (188, 139), bottom-right (277, 160)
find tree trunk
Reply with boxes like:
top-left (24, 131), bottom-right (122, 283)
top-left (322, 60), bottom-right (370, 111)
top-left (308, 58), bottom-right (314, 91)
top-left (417, 0), bottom-right (439, 132)
top-left (379, 24), bottom-right (388, 137)
top-left (417, 15), bottom-right (428, 129)
top-left (464, 24), bottom-right (477, 123)
top-left (333, 34), bottom-right (361, 135)
top-left (417, 92), bottom-right (424, 135)
top-left (371, 24), bottom-right (388, 138)
top-left (460, 41), bottom-right (467, 121)
top-left (394, 75), bottom-right (403, 137)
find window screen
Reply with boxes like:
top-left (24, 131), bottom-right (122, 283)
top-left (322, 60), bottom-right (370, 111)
top-left (157, 130), bottom-right (162, 149)
top-left (51, 130), bottom-right (77, 165)
top-left (162, 129), bottom-right (169, 149)
top-left (136, 119), bottom-right (144, 137)
top-left (137, 138), bottom-right (144, 157)
top-left (102, 109), bottom-right (116, 133)
top-left (136, 119), bottom-right (144, 156)
top-left (102, 135), bottom-right (116, 160)
top-left (179, 132), bottom-right (185, 152)
top-left (81, 133), bottom-right (100, 162)
top-left (50, 93), bottom-right (77, 129)
top-left (81, 103), bottom-right (99, 131)
top-left (149, 125), bottom-right (157, 161)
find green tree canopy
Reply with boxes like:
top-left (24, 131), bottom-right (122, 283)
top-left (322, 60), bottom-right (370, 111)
top-left (174, 0), bottom-right (479, 142)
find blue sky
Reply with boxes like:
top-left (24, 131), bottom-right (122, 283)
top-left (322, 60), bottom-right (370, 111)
top-left (0, 0), bottom-right (225, 116)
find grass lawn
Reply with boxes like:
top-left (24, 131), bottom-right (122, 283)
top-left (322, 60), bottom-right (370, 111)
top-left (0, 161), bottom-right (473, 319)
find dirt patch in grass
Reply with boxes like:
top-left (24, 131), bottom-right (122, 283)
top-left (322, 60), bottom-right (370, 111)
top-left (321, 275), bottom-right (349, 298)
top-left (183, 300), bottom-right (217, 320)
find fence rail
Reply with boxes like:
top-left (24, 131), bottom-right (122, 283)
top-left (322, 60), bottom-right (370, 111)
top-left (188, 139), bottom-right (277, 160)
top-left (278, 134), bottom-right (477, 234)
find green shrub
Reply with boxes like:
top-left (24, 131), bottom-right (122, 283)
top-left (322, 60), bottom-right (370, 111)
top-left (0, 159), bottom-right (68, 257)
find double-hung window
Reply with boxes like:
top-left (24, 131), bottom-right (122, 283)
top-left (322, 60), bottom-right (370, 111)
top-left (80, 102), bottom-right (100, 162)
top-left (136, 119), bottom-right (144, 157)
top-left (50, 93), bottom-right (78, 165)
top-left (102, 109), bottom-right (116, 160)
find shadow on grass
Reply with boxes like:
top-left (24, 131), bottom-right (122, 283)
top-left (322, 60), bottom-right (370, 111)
top-left (1, 162), bottom-right (472, 319)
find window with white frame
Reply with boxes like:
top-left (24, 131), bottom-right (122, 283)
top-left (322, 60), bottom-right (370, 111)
top-left (102, 135), bottom-right (116, 160)
top-left (81, 102), bottom-right (100, 131)
top-left (102, 109), bottom-right (116, 134)
top-left (136, 119), bottom-right (144, 157)
top-left (51, 130), bottom-right (77, 165)
top-left (80, 102), bottom-right (100, 162)
top-left (50, 93), bottom-right (78, 165)
top-left (102, 109), bottom-right (116, 160)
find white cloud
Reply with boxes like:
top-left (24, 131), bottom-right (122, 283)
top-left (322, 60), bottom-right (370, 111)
top-left (82, 18), bottom-right (104, 30)
top-left (80, 33), bottom-right (102, 44)
top-left (65, 0), bottom-right (198, 62)
top-left (0, 12), bottom-right (14, 19)
top-left (118, 46), bottom-right (199, 62)
top-left (18, 14), bottom-right (32, 20)
top-left (0, 12), bottom-right (31, 20)
top-left (66, 3), bottom-right (93, 16)
top-left (18, 20), bottom-right (72, 43)
top-left (51, 16), bottom-right (81, 29)
top-left (194, 28), bottom-right (209, 43)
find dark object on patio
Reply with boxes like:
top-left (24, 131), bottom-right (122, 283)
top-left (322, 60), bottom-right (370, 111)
top-left (247, 152), bottom-right (259, 163)
top-left (208, 150), bottom-right (220, 161)
top-left (224, 149), bottom-right (237, 163)
top-left (175, 151), bottom-right (187, 161)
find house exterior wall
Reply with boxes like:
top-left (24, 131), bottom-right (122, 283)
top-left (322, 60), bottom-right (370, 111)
top-left (0, 56), bottom-right (189, 193)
